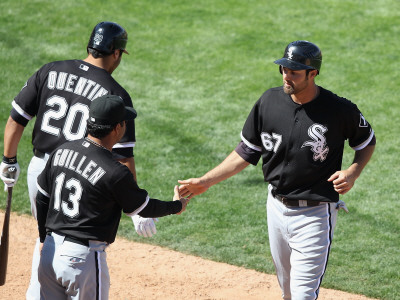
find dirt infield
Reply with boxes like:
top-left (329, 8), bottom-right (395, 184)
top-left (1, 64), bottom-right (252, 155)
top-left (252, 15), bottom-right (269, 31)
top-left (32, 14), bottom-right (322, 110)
top-left (0, 212), bottom-right (376, 299)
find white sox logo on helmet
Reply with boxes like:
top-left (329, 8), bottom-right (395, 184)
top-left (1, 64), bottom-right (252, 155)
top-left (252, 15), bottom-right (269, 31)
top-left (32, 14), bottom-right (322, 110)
top-left (302, 123), bottom-right (329, 162)
top-left (94, 33), bottom-right (103, 46)
top-left (287, 47), bottom-right (294, 60)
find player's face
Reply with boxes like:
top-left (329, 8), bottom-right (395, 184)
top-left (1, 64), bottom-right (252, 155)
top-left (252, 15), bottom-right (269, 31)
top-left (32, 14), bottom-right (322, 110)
top-left (109, 50), bottom-right (124, 74)
top-left (281, 67), bottom-right (310, 95)
top-left (113, 121), bottom-right (126, 143)
top-left (117, 121), bottom-right (127, 140)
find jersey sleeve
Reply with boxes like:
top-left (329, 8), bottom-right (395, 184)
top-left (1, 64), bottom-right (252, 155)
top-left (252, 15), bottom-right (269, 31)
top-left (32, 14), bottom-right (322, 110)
top-left (344, 104), bottom-right (375, 150)
top-left (11, 67), bottom-right (44, 126)
top-left (112, 166), bottom-right (182, 217)
top-left (111, 166), bottom-right (147, 213)
top-left (36, 155), bottom-right (53, 242)
top-left (241, 98), bottom-right (263, 152)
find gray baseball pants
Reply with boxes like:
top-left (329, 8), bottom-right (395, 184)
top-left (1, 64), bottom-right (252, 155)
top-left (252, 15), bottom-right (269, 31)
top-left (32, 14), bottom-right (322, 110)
top-left (267, 184), bottom-right (338, 300)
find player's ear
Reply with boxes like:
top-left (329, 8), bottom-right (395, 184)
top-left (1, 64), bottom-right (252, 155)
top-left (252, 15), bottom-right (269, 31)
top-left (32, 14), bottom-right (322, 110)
top-left (114, 121), bottom-right (125, 132)
top-left (113, 49), bottom-right (122, 59)
top-left (309, 69), bottom-right (318, 80)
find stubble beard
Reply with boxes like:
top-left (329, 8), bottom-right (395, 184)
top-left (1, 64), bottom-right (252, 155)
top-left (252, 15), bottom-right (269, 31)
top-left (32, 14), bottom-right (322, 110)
top-left (283, 74), bottom-right (309, 95)
top-left (283, 85), bottom-right (294, 95)
top-left (283, 84), bottom-right (294, 94)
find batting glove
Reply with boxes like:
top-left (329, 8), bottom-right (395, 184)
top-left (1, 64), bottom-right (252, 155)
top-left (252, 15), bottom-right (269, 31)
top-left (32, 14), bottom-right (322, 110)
top-left (0, 156), bottom-right (20, 188)
top-left (336, 200), bottom-right (349, 213)
top-left (131, 215), bottom-right (158, 237)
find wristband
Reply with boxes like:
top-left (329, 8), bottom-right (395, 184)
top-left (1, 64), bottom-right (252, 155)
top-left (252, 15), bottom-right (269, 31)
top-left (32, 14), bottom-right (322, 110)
top-left (2, 155), bottom-right (17, 164)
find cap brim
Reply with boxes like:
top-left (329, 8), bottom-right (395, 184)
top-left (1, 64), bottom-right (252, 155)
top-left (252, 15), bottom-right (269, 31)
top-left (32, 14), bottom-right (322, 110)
top-left (273, 58), bottom-right (313, 70)
top-left (122, 49), bottom-right (129, 55)
top-left (124, 107), bottom-right (137, 120)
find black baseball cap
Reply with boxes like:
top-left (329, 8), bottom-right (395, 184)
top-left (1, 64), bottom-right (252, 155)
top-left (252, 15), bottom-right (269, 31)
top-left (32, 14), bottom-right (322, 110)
top-left (89, 95), bottom-right (137, 125)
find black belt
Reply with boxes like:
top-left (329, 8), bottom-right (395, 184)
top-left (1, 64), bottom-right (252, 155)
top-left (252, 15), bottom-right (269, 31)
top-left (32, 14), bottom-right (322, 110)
top-left (47, 232), bottom-right (89, 247)
top-left (33, 149), bottom-right (47, 158)
top-left (272, 190), bottom-right (320, 207)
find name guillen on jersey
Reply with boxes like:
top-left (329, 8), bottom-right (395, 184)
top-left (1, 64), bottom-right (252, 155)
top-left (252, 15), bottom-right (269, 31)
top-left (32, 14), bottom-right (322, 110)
top-left (52, 141), bottom-right (106, 186)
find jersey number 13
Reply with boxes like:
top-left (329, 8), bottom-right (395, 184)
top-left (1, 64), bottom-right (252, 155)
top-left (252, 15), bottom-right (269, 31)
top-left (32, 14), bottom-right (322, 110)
top-left (54, 173), bottom-right (83, 218)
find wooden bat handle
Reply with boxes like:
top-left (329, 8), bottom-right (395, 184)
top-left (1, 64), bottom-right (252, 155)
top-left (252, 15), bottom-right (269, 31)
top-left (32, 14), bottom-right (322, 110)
top-left (0, 187), bottom-right (13, 286)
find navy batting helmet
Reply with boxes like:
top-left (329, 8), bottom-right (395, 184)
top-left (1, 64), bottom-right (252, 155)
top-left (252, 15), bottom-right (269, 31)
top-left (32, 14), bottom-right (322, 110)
top-left (87, 21), bottom-right (128, 55)
top-left (274, 40), bottom-right (322, 73)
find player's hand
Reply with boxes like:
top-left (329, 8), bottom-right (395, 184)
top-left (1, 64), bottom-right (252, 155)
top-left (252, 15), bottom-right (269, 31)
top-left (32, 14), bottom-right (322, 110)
top-left (178, 178), bottom-right (208, 199)
top-left (327, 170), bottom-right (356, 195)
top-left (173, 185), bottom-right (189, 215)
top-left (0, 158), bottom-right (20, 189)
top-left (131, 215), bottom-right (158, 237)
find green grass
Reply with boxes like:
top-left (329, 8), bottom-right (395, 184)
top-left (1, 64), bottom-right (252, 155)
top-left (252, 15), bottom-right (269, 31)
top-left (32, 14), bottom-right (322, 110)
top-left (1, 0), bottom-right (399, 299)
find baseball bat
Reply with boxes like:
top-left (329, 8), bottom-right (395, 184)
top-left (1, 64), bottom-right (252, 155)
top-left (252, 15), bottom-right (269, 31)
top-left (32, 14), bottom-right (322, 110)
top-left (0, 187), bottom-right (13, 286)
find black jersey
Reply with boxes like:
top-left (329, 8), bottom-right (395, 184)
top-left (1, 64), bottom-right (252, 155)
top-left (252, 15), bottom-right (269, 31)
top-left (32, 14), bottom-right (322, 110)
top-left (11, 60), bottom-right (135, 158)
top-left (36, 139), bottom-right (181, 244)
top-left (240, 86), bottom-right (374, 202)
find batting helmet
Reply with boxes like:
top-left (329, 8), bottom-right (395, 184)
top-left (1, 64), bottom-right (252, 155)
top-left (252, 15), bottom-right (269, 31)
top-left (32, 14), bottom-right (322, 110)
top-left (87, 21), bottom-right (129, 55)
top-left (274, 40), bottom-right (322, 73)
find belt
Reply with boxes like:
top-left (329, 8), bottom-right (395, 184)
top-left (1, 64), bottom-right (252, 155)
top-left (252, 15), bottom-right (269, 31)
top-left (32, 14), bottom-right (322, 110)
top-left (33, 149), bottom-right (47, 159)
top-left (47, 232), bottom-right (89, 247)
top-left (272, 190), bottom-right (320, 207)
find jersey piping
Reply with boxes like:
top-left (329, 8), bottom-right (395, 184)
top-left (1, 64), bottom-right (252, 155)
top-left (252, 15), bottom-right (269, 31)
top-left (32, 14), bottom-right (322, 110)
top-left (37, 182), bottom-right (50, 198)
top-left (113, 141), bottom-right (136, 149)
top-left (352, 129), bottom-right (375, 151)
top-left (12, 100), bottom-right (33, 120)
top-left (125, 195), bottom-right (150, 217)
top-left (241, 132), bottom-right (262, 152)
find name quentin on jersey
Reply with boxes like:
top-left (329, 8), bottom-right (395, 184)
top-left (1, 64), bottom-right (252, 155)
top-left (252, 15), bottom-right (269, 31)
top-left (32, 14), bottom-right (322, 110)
top-left (52, 148), bottom-right (106, 186)
top-left (47, 70), bottom-right (108, 101)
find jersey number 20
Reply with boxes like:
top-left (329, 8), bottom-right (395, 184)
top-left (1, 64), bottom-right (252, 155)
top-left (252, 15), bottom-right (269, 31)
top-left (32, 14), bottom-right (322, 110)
top-left (42, 95), bottom-right (89, 141)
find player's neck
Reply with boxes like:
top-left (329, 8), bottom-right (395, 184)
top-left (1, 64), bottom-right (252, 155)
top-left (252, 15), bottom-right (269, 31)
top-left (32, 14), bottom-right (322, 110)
top-left (83, 56), bottom-right (114, 74)
top-left (291, 85), bottom-right (320, 105)
top-left (86, 135), bottom-right (113, 152)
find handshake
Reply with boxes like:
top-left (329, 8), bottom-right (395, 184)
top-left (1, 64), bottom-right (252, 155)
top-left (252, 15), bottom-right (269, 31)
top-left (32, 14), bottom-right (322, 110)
top-left (132, 185), bottom-right (190, 237)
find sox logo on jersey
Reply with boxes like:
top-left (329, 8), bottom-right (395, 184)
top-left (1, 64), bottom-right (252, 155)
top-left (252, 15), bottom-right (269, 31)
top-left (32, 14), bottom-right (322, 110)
top-left (302, 123), bottom-right (329, 162)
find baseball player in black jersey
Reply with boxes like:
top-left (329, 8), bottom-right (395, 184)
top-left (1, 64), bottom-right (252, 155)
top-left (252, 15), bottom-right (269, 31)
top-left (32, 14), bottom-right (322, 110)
top-left (179, 41), bottom-right (375, 299)
top-left (36, 95), bottom-right (189, 299)
top-left (0, 21), bottom-right (157, 300)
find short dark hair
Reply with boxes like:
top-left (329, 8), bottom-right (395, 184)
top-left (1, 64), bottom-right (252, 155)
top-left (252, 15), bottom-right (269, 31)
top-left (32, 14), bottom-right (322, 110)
top-left (88, 47), bottom-right (122, 59)
top-left (88, 48), bottom-right (108, 59)
top-left (86, 121), bottom-right (124, 138)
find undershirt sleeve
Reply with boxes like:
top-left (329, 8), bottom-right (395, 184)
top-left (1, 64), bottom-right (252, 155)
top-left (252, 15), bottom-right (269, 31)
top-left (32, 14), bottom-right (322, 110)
top-left (10, 108), bottom-right (29, 127)
top-left (138, 198), bottom-right (182, 218)
top-left (235, 141), bottom-right (261, 166)
top-left (368, 134), bottom-right (376, 146)
top-left (36, 191), bottom-right (50, 243)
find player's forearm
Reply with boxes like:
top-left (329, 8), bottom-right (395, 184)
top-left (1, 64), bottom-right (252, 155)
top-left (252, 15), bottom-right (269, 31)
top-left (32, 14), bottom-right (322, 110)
top-left (200, 150), bottom-right (250, 188)
top-left (348, 145), bottom-right (375, 179)
top-left (3, 117), bottom-right (25, 158)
